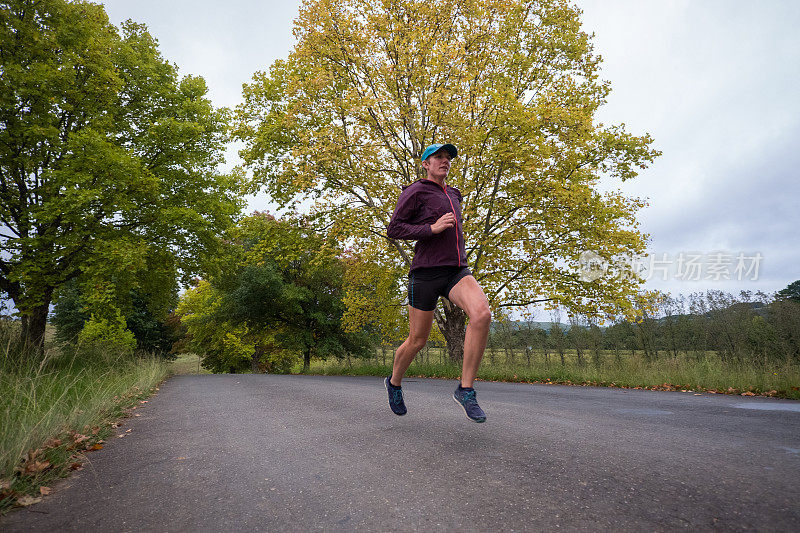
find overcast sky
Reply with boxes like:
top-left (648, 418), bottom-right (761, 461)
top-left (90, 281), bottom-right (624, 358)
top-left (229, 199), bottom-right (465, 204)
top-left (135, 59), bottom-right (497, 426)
top-left (99, 0), bottom-right (800, 298)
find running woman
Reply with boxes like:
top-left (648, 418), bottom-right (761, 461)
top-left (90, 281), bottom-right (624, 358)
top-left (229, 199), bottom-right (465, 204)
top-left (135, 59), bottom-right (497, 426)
top-left (384, 143), bottom-right (491, 422)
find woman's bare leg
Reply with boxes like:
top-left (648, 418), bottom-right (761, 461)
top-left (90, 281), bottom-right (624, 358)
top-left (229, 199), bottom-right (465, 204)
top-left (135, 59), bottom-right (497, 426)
top-left (447, 276), bottom-right (491, 387)
top-left (390, 306), bottom-right (435, 386)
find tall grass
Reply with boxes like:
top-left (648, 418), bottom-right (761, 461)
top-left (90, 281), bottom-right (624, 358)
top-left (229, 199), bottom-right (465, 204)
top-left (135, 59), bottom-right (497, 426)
top-left (306, 348), bottom-right (800, 399)
top-left (0, 323), bottom-right (169, 509)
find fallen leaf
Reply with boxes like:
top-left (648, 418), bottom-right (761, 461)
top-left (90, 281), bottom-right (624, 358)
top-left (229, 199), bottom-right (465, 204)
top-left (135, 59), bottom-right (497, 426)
top-left (89, 444), bottom-right (103, 451)
top-left (39, 486), bottom-right (51, 495)
top-left (43, 438), bottom-right (62, 448)
top-left (22, 460), bottom-right (51, 475)
top-left (111, 423), bottom-right (120, 428)
top-left (17, 495), bottom-right (42, 506)
top-left (134, 414), bottom-right (141, 417)
top-left (140, 400), bottom-right (148, 404)
top-left (25, 449), bottom-right (41, 461)
top-left (177, 457), bottom-right (186, 460)
top-left (125, 429), bottom-right (132, 433)
top-left (73, 434), bottom-right (89, 444)
top-left (741, 391), bottom-right (756, 397)
top-left (69, 462), bottom-right (83, 471)
top-left (0, 479), bottom-right (11, 491)
top-left (117, 434), bottom-right (126, 438)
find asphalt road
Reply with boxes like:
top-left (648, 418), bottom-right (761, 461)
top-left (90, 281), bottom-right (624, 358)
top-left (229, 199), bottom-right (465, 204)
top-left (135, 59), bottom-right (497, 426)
top-left (3, 374), bottom-right (799, 532)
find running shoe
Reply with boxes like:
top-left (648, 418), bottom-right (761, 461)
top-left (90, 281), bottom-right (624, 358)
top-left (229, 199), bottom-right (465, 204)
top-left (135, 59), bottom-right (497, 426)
top-left (453, 385), bottom-right (486, 423)
top-left (385, 377), bottom-right (407, 416)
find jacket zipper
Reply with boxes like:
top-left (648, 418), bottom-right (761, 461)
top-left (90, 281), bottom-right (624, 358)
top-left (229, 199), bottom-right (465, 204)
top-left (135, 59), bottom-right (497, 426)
top-left (441, 184), bottom-right (462, 266)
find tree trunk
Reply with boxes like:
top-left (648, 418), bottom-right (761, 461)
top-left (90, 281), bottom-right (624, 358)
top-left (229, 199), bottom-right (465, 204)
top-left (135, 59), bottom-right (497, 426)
top-left (303, 347), bottom-right (311, 373)
top-left (252, 345), bottom-right (264, 373)
top-left (21, 301), bottom-right (50, 356)
top-left (436, 303), bottom-right (466, 363)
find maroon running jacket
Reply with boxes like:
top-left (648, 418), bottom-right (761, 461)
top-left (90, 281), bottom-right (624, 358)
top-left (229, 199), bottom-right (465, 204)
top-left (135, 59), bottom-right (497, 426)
top-left (387, 179), bottom-right (468, 271)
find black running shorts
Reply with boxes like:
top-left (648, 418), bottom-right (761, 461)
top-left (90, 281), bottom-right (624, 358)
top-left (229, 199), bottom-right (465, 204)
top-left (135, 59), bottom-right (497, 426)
top-left (408, 266), bottom-right (472, 311)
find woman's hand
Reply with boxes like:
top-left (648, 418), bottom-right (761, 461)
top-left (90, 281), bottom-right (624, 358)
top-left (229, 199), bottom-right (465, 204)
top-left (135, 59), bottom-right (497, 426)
top-left (430, 212), bottom-right (456, 234)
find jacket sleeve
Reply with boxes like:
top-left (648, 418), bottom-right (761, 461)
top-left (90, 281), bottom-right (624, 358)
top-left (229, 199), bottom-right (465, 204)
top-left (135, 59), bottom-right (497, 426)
top-left (387, 188), bottom-right (433, 240)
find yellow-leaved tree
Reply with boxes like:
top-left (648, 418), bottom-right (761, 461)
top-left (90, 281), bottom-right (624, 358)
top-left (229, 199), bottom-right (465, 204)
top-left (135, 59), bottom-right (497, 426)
top-left (234, 0), bottom-right (660, 361)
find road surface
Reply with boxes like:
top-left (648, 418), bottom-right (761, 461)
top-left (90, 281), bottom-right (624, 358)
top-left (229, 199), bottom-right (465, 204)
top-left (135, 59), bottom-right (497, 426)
top-left (2, 374), bottom-right (799, 531)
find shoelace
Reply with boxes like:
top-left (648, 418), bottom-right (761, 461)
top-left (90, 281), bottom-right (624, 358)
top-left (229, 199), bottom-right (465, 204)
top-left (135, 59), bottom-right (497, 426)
top-left (460, 390), bottom-right (477, 405)
top-left (392, 388), bottom-right (404, 404)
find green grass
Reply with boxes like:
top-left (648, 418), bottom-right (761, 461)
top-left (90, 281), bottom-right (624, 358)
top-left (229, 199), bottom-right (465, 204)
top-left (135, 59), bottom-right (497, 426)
top-left (169, 352), bottom-right (211, 375)
top-left (0, 342), bottom-right (169, 513)
top-left (305, 348), bottom-right (800, 400)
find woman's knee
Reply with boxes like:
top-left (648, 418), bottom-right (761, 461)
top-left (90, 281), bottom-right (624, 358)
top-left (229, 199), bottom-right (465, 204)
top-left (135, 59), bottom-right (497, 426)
top-left (407, 336), bottom-right (428, 352)
top-left (469, 304), bottom-right (492, 328)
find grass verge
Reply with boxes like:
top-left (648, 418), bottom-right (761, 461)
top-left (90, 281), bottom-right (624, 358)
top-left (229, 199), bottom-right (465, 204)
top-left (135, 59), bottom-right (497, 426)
top-left (306, 352), bottom-right (800, 400)
top-left (0, 350), bottom-right (169, 514)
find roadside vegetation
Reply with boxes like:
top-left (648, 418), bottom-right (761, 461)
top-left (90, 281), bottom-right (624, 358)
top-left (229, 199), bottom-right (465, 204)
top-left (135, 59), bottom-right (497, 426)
top-left (0, 323), bottom-right (169, 513)
top-left (307, 348), bottom-right (800, 400)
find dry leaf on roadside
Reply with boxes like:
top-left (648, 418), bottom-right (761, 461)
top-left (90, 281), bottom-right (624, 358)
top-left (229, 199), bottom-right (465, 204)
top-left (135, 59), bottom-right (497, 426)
top-left (69, 462), bottom-right (83, 471)
top-left (741, 391), bottom-right (756, 396)
top-left (73, 434), bottom-right (89, 443)
top-left (21, 460), bottom-right (51, 475)
top-left (43, 438), bottom-right (62, 448)
top-left (89, 444), bottom-right (103, 450)
top-left (17, 495), bottom-right (42, 506)
top-left (0, 479), bottom-right (11, 491)
top-left (39, 486), bottom-right (52, 495)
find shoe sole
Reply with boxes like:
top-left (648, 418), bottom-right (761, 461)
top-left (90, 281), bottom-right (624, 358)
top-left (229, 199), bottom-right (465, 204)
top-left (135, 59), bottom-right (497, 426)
top-left (453, 394), bottom-right (486, 423)
top-left (385, 378), bottom-right (406, 416)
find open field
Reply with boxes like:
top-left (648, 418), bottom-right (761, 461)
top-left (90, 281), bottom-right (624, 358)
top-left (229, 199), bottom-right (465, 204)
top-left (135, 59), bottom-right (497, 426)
top-left (169, 353), bottom-right (211, 375)
top-left (305, 347), bottom-right (800, 400)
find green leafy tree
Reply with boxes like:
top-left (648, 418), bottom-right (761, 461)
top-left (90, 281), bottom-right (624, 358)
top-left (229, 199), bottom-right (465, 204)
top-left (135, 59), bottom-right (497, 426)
top-left (218, 214), bottom-right (374, 372)
top-left (0, 0), bottom-right (242, 353)
top-left (176, 279), bottom-right (259, 373)
top-left (51, 279), bottom-right (88, 344)
top-left (177, 214), bottom-right (373, 373)
top-left (234, 0), bottom-right (660, 360)
top-left (53, 279), bottom-right (180, 357)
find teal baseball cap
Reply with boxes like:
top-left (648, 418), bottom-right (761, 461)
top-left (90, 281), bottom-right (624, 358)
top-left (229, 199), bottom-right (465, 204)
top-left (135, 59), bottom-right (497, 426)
top-left (420, 143), bottom-right (458, 162)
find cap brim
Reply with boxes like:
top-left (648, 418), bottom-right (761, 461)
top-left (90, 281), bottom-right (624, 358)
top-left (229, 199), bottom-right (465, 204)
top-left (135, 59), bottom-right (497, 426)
top-left (440, 144), bottom-right (458, 159)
